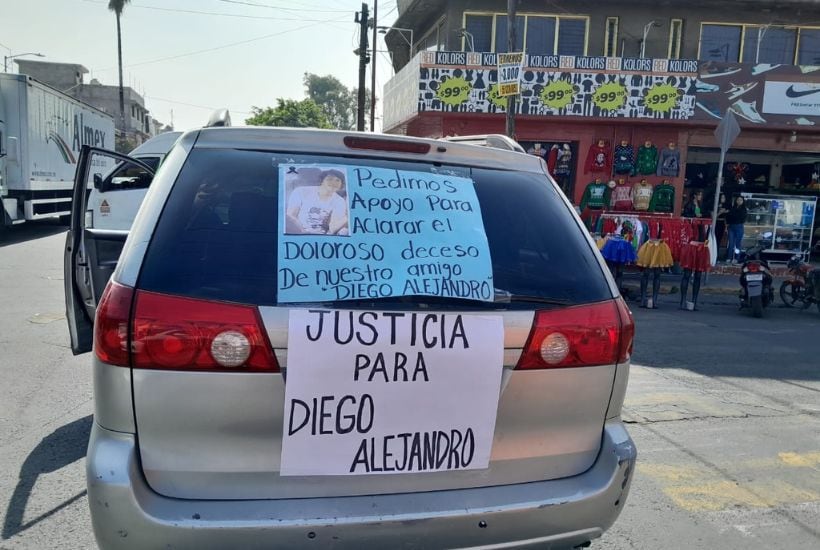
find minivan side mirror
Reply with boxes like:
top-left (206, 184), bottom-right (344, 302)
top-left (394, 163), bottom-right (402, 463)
top-left (93, 173), bottom-right (104, 190)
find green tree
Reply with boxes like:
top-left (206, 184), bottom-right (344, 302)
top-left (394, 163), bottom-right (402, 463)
top-left (303, 72), bottom-right (372, 130)
top-left (107, 0), bottom-right (131, 137)
top-left (245, 99), bottom-right (331, 128)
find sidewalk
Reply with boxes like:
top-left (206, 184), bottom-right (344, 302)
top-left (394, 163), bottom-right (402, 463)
top-left (621, 270), bottom-right (744, 297)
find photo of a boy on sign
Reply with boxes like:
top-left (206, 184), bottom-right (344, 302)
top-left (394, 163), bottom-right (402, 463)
top-left (284, 166), bottom-right (350, 236)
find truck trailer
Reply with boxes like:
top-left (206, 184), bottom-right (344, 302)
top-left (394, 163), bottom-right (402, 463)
top-left (0, 73), bottom-right (114, 227)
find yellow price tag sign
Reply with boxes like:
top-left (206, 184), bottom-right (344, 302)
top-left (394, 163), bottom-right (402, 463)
top-left (644, 83), bottom-right (681, 113)
top-left (436, 77), bottom-right (472, 106)
top-left (592, 82), bottom-right (627, 110)
top-left (539, 80), bottom-right (575, 109)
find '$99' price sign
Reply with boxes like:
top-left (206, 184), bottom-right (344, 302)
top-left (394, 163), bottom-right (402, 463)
top-left (436, 77), bottom-right (472, 106)
top-left (539, 80), bottom-right (575, 110)
top-left (592, 82), bottom-right (627, 111)
top-left (644, 83), bottom-right (680, 113)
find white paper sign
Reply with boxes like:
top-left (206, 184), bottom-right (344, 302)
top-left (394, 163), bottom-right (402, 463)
top-left (281, 309), bottom-right (505, 476)
top-left (497, 52), bottom-right (525, 96)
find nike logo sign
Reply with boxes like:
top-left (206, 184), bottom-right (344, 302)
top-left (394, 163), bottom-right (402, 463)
top-left (785, 85), bottom-right (820, 98)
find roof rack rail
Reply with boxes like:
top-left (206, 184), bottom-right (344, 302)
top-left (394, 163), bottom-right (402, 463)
top-left (441, 134), bottom-right (526, 154)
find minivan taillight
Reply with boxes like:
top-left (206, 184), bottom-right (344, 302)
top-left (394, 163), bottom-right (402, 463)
top-left (132, 291), bottom-right (279, 371)
top-left (94, 281), bottom-right (135, 367)
top-left (515, 299), bottom-right (634, 370)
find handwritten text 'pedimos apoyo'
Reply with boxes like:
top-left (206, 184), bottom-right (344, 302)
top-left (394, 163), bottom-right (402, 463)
top-left (277, 165), bottom-right (494, 304)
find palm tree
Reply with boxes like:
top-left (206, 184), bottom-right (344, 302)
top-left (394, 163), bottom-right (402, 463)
top-left (108, 0), bottom-right (131, 138)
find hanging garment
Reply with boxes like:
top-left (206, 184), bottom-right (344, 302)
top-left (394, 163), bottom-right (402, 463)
top-left (554, 146), bottom-right (573, 176)
top-left (679, 241), bottom-right (712, 272)
top-left (609, 181), bottom-right (633, 211)
top-left (708, 227), bottom-right (718, 266)
top-left (613, 144), bottom-right (635, 175)
top-left (650, 183), bottom-right (676, 213)
top-left (636, 144), bottom-right (659, 175)
top-left (636, 240), bottom-right (674, 268)
top-left (584, 142), bottom-right (611, 174)
top-left (632, 181), bottom-right (654, 211)
top-left (601, 236), bottom-right (638, 264)
top-left (547, 145), bottom-right (559, 175)
top-left (657, 147), bottom-right (681, 177)
top-left (580, 181), bottom-right (611, 210)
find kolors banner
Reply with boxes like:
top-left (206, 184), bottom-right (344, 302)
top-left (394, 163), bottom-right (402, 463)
top-left (418, 51), bottom-right (698, 120)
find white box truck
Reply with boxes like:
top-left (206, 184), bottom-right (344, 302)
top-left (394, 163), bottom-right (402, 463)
top-left (0, 73), bottom-right (115, 227)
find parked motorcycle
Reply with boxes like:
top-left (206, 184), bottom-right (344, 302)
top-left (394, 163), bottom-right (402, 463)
top-left (738, 245), bottom-right (774, 318)
top-left (779, 255), bottom-right (820, 312)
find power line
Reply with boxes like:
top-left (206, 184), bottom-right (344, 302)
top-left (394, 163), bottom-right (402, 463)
top-left (215, 0), bottom-right (350, 13)
top-left (94, 18), bottom-right (347, 72)
top-left (81, 1), bottom-right (350, 22)
top-left (144, 94), bottom-right (251, 115)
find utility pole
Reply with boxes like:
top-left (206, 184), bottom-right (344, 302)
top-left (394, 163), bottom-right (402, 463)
top-left (505, 0), bottom-right (517, 138)
top-left (370, 0), bottom-right (378, 132)
top-left (356, 3), bottom-right (369, 132)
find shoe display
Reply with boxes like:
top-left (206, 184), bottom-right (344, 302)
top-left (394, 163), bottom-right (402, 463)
top-left (726, 81), bottom-right (758, 100)
top-left (695, 79), bottom-right (720, 93)
top-left (790, 117), bottom-right (816, 126)
top-left (751, 63), bottom-right (782, 75)
top-left (696, 101), bottom-right (723, 119)
top-left (730, 99), bottom-right (766, 123)
top-left (700, 67), bottom-right (742, 80)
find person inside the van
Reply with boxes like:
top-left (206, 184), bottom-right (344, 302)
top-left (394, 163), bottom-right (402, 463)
top-left (286, 169), bottom-right (349, 235)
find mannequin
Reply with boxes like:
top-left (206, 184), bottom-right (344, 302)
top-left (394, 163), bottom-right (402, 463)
top-left (650, 180), bottom-right (676, 212)
top-left (613, 139), bottom-right (635, 175)
top-left (610, 178), bottom-right (633, 211)
top-left (585, 139), bottom-right (611, 174)
top-left (527, 143), bottom-right (546, 158)
top-left (657, 141), bottom-right (681, 177)
top-left (636, 140), bottom-right (659, 175)
top-left (553, 143), bottom-right (573, 196)
top-left (636, 224), bottom-right (674, 308)
top-left (679, 225), bottom-right (711, 310)
top-left (632, 178), bottom-right (654, 211)
top-left (580, 177), bottom-right (610, 210)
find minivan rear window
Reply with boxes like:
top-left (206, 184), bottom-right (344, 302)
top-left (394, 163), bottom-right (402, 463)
top-left (137, 148), bottom-right (611, 307)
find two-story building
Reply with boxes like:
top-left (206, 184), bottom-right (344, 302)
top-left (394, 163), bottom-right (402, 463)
top-left (383, 0), bottom-right (820, 225)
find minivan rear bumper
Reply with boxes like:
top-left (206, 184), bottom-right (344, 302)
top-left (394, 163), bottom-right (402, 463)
top-left (88, 420), bottom-right (636, 549)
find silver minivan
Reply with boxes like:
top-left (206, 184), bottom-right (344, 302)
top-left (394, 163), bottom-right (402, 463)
top-left (65, 128), bottom-right (635, 549)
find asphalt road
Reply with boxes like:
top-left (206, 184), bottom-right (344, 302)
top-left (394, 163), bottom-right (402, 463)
top-left (1, 221), bottom-right (819, 549)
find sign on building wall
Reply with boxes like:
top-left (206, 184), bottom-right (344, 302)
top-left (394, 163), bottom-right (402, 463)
top-left (497, 52), bottom-right (525, 96)
top-left (417, 51), bottom-right (698, 121)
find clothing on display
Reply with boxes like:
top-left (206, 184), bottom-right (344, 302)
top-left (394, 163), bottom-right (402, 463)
top-left (610, 180), bottom-right (633, 211)
top-left (547, 145), bottom-right (559, 175)
top-left (657, 145), bottom-right (681, 177)
top-left (613, 142), bottom-right (635, 175)
top-left (649, 182), bottom-right (676, 213)
top-left (632, 180), bottom-right (654, 211)
top-left (554, 144), bottom-right (573, 176)
top-left (527, 144), bottom-right (547, 158)
top-left (580, 180), bottom-right (611, 210)
top-left (636, 142), bottom-right (659, 175)
top-left (636, 240), bottom-right (674, 268)
top-left (584, 141), bottom-right (611, 174)
top-left (601, 235), bottom-right (638, 264)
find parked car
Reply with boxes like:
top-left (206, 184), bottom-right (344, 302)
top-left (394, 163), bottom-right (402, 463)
top-left (65, 128), bottom-right (635, 549)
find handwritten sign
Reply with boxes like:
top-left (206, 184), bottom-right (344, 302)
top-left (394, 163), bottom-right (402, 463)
top-left (497, 52), bottom-right (524, 97)
top-left (280, 309), bottom-right (505, 476)
top-left (277, 164), bottom-right (494, 303)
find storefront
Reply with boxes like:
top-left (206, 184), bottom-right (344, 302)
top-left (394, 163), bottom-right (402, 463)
top-left (383, 50), bottom-right (820, 261)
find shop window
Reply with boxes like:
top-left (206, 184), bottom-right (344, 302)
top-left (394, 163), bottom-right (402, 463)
top-left (699, 24), bottom-right (742, 61)
top-left (526, 16), bottom-right (557, 55)
top-left (668, 19), bottom-right (683, 59)
top-left (557, 18), bottom-right (587, 56)
top-left (494, 15), bottom-right (525, 53)
top-left (742, 26), bottom-right (797, 64)
top-left (464, 14), bottom-right (493, 52)
top-left (798, 28), bottom-right (820, 65)
top-left (604, 17), bottom-right (619, 57)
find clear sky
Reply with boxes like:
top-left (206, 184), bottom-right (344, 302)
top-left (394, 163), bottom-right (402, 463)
top-left (1, 0), bottom-right (398, 131)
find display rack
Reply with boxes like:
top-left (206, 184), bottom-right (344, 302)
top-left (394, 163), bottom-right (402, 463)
top-left (740, 193), bottom-right (817, 261)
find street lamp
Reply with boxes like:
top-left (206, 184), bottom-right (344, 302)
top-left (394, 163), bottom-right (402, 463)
top-left (377, 26), bottom-right (414, 51)
top-left (640, 21), bottom-right (662, 58)
top-left (457, 29), bottom-right (475, 52)
top-left (3, 52), bottom-right (45, 73)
